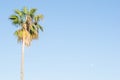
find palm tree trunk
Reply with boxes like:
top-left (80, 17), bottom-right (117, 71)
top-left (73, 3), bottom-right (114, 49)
top-left (21, 40), bottom-right (25, 80)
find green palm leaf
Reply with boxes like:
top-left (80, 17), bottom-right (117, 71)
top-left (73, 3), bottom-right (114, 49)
top-left (30, 8), bottom-right (37, 18)
top-left (23, 7), bottom-right (29, 15)
top-left (15, 9), bottom-right (22, 17)
top-left (9, 15), bottom-right (18, 20)
top-left (34, 14), bottom-right (44, 22)
top-left (9, 15), bottom-right (20, 24)
top-left (37, 24), bottom-right (43, 32)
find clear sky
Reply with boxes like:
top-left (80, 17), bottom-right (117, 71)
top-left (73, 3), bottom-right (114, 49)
top-left (0, 0), bottom-right (120, 80)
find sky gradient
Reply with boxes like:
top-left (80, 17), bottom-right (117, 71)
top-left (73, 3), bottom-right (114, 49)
top-left (0, 0), bottom-right (120, 80)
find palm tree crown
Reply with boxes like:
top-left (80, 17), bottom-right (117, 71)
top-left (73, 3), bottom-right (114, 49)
top-left (9, 7), bottom-right (44, 46)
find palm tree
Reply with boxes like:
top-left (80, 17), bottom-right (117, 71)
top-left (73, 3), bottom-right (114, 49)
top-left (9, 7), bottom-right (44, 80)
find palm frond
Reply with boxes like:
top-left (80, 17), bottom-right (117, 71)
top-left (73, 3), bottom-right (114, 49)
top-left (30, 8), bottom-right (37, 18)
top-left (37, 24), bottom-right (44, 32)
top-left (34, 14), bottom-right (44, 22)
top-left (14, 29), bottom-right (23, 41)
top-left (9, 15), bottom-right (18, 20)
top-left (22, 7), bottom-right (29, 15)
top-left (38, 14), bottom-right (44, 20)
top-left (14, 31), bottom-right (18, 36)
top-left (30, 25), bottom-right (36, 32)
top-left (30, 33), bottom-right (38, 40)
top-left (15, 9), bottom-right (23, 17)
top-left (9, 15), bottom-right (20, 25)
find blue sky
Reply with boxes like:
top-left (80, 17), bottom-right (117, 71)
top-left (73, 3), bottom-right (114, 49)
top-left (0, 0), bottom-right (120, 80)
